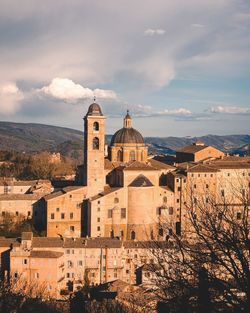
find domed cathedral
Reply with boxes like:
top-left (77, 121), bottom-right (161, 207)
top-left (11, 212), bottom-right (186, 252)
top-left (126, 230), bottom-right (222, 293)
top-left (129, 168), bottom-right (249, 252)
top-left (79, 101), bottom-right (176, 241)
top-left (108, 111), bottom-right (148, 163)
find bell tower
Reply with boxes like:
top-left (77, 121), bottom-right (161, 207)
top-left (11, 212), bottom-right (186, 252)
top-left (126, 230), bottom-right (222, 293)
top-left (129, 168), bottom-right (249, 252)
top-left (84, 101), bottom-right (106, 197)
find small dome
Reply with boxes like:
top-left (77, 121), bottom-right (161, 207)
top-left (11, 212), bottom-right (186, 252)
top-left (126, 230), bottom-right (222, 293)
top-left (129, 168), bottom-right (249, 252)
top-left (110, 127), bottom-right (144, 145)
top-left (86, 102), bottom-right (103, 116)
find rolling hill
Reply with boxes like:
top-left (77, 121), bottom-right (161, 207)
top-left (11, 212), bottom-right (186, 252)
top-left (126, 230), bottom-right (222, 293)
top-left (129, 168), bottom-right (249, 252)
top-left (0, 121), bottom-right (249, 159)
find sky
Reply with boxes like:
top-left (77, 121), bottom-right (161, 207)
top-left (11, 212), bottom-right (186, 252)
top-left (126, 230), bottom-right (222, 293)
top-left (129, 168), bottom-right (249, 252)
top-left (0, 0), bottom-right (249, 137)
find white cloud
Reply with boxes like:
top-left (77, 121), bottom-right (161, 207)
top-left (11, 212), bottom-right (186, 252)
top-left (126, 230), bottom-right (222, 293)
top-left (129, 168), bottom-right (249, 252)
top-left (191, 23), bottom-right (205, 28)
top-left (40, 78), bottom-right (117, 102)
top-left (131, 104), bottom-right (191, 117)
top-left (0, 82), bottom-right (24, 114)
top-left (144, 28), bottom-right (166, 36)
top-left (160, 108), bottom-right (192, 115)
top-left (211, 105), bottom-right (250, 114)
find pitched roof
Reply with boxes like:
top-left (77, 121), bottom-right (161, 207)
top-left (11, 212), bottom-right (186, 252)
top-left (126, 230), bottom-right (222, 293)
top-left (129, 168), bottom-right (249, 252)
top-left (176, 144), bottom-right (208, 154)
top-left (129, 174), bottom-right (154, 187)
top-left (90, 187), bottom-right (122, 201)
top-left (44, 186), bottom-right (86, 201)
top-left (0, 237), bottom-right (18, 247)
top-left (147, 158), bottom-right (175, 170)
top-left (0, 194), bottom-right (41, 201)
top-left (32, 237), bottom-right (64, 248)
top-left (30, 250), bottom-right (64, 258)
top-left (188, 164), bottom-right (219, 173)
top-left (123, 241), bottom-right (169, 249)
top-left (124, 161), bottom-right (158, 171)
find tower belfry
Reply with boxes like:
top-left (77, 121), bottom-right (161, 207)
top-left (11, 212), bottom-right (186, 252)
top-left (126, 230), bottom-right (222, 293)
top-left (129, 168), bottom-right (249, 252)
top-left (83, 102), bottom-right (106, 197)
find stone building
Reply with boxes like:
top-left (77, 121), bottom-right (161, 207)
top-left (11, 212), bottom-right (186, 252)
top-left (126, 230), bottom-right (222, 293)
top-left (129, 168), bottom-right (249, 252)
top-left (5, 232), bottom-right (164, 299)
top-left (46, 102), bottom-right (176, 240)
top-left (0, 179), bottom-right (52, 229)
top-left (176, 141), bottom-right (224, 163)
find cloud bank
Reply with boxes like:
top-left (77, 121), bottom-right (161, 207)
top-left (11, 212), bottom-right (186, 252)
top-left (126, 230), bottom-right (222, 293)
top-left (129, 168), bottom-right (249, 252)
top-left (40, 78), bottom-right (117, 102)
top-left (211, 106), bottom-right (250, 114)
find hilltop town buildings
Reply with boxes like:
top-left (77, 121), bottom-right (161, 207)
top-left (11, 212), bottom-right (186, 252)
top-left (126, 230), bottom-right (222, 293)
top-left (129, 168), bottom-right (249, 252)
top-left (0, 101), bottom-right (249, 299)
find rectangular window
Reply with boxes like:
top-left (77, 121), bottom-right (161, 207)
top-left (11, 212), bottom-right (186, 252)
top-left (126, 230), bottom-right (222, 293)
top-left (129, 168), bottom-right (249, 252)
top-left (176, 199), bottom-right (180, 203)
top-left (16, 211), bottom-right (19, 216)
top-left (97, 226), bottom-right (100, 231)
top-left (56, 207), bottom-right (60, 212)
top-left (61, 213), bottom-right (65, 219)
top-left (206, 184), bottom-right (209, 189)
top-left (221, 189), bottom-right (225, 197)
top-left (2, 211), bottom-right (5, 217)
top-left (108, 209), bottom-right (113, 218)
top-left (97, 207), bottom-right (100, 212)
top-left (121, 208), bottom-right (126, 219)
top-left (66, 273), bottom-right (70, 278)
top-left (194, 184), bottom-right (197, 189)
top-left (78, 261), bottom-right (83, 266)
top-left (23, 259), bottom-right (28, 265)
top-left (34, 272), bottom-right (39, 279)
top-left (66, 249), bottom-right (70, 254)
top-left (237, 212), bottom-right (241, 220)
top-left (169, 207), bottom-right (174, 215)
top-left (97, 217), bottom-right (100, 222)
top-left (70, 213), bottom-right (73, 219)
top-left (177, 186), bottom-right (181, 191)
top-left (70, 226), bottom-right (74, 232)
top-left (51, 213), bottom-right (55, 219)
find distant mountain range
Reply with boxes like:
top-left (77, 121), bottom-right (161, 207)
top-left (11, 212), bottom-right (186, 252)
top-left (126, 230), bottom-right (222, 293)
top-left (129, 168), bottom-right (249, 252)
top-left (0, 121), bottom-right (249, 160)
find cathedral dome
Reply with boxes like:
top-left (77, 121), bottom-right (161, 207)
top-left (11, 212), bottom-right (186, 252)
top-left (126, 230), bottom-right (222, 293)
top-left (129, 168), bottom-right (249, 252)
top-left (110, 127), bottom-right (144, 145)
top-left (86, 102), bottom-right (103, 116)
top-left (110, 110), bottom-right (144, 145)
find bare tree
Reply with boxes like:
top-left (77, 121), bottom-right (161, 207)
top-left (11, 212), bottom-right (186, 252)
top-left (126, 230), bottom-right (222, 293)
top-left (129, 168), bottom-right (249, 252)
top-left (145, 178), bottom-right (250, 312)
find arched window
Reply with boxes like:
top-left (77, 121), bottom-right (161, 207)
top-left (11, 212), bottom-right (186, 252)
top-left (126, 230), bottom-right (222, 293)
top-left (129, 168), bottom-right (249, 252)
top-left (93, 121), bottom-right (99, 131)
top-left (129, 150), bottom-right (135, 161)
top-left (131, 231), bottom-right (136, 240)
top-left (117, 150), bottom-right (123, 161)
top-left (93, 137), bottom-right (99, 150)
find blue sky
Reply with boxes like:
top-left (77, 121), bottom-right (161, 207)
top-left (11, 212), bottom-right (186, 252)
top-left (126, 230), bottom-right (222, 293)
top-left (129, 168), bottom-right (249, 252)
top-left (0, 0), bottom-right (249, 136)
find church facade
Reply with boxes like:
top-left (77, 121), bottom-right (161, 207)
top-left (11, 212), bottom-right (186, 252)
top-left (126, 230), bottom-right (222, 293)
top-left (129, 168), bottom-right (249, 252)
top-left (46, 102), bottom-right (176, 240)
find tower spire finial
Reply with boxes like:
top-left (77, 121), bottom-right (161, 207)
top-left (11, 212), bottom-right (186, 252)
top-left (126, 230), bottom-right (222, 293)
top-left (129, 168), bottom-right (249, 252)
top-left (93, 95), bottom-right (96, 103)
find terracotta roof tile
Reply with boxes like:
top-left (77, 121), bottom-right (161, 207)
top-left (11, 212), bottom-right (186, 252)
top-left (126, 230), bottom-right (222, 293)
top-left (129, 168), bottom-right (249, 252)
top-left (30, 250), bottom-right (64, 258)
top-left (147, 158), bottom-right (175, 170)
top-left (0, 194), bottom-right (42, 201)
top-left (32, 237), bottom-right (64, 248)
top-left (124, 161), bottom-right (158, 171)
top-left (176, 144), bottom-right (207, 154)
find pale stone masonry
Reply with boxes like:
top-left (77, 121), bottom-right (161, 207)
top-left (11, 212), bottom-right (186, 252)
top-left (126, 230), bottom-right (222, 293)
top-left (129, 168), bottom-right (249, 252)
top-left (0, 232), bottom-right (165, 299)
